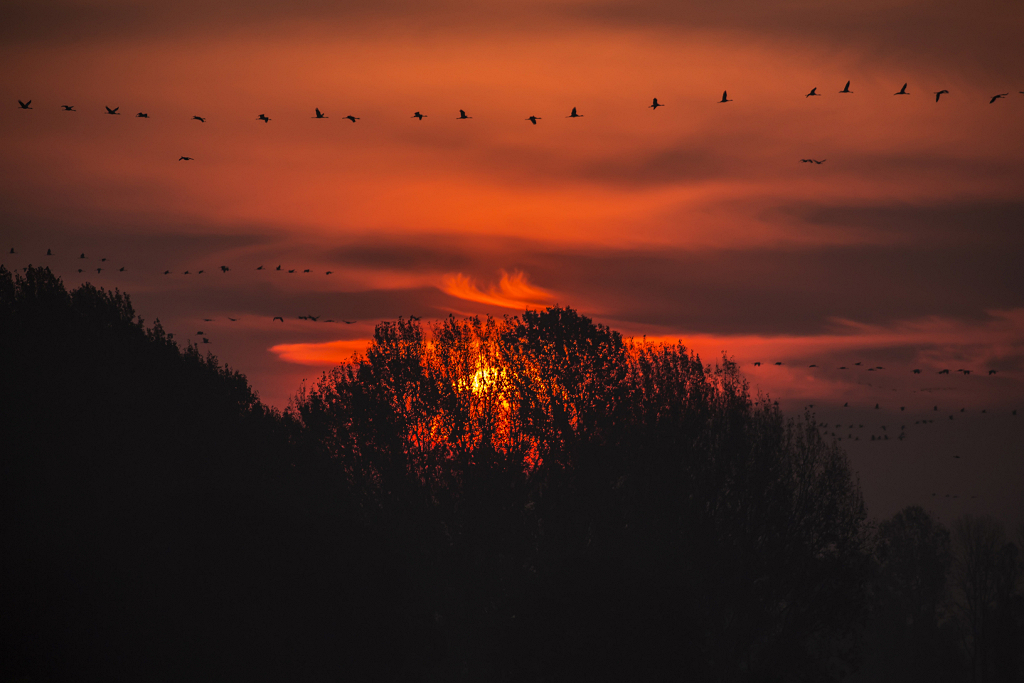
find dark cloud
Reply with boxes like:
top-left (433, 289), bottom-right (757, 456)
top-left (562, 0), bottom-right (1024, 79)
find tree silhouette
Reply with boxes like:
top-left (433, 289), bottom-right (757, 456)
top-left (0, 266), bottom-right (426, 683)
top-left (294, 307), bottom-right (870, 679)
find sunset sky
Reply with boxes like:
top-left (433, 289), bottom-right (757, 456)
top-left (2, 0), bottom-right (1022, 521)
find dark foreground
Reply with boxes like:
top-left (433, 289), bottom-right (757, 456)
top-left (2, 267), bottom-right (1021, 682)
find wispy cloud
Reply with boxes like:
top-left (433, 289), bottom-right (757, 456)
top-left (440, 269), bottom-right (555, 309)
top-left (270, 338), bottom-right (372, 366)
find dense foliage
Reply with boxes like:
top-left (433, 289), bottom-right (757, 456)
top-left (2, 266), bottom-right (1020, 682)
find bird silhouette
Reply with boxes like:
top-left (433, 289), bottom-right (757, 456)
top-left (566, 107), bottom-right (583, 118)
top-left (178, 156), bottom-right (194, 161)
top-left (934, 90), bottom-right (949, 102)
top-left (202, 338), bottom-right (210, 344)
top-left (719, 91), bottom-right (732, 103)
top-left (308, 315), bottom-right (320, 321)
top-left (989, 370), bottom-right (997, 375)
top-left (220, 265), bottom-right (229, 273)
top-left (800, 159), bottom-right (826, 164)
top-left (303, 269), bottom-right (310, 273)
top-left (649, 98), bottom-right (664, 109)
top-left (119, 267), bottom-right (125, 272)
top-left (412, 112), bottom-right (426, 120)
top-left (18, 100), bottom-right (32, 109)
top-left (753, 362), bottom-right (761, 366)
top-left (136, 112), bottom-right (149, 118)
top-left (325, 270), bottom-right (333, 275)
top-left (342, 320), bottom-right (356, 324)
top-left (61, 105), bottom-right (76, 111)
top-left (79, 253), bottom-right (86, 258)
top-left (806, 87), bottom-right (820, 97)
top-left (775, 362), bottom-right (782, 366)
top-left (228, 317), bottom-right (238, 322)
top-left (913, 369), bottom-right (921, 374)
top-left (193, 115), bottom-right (205, 122)
top-left (197, 331), bottom-right (204, 335)
top-left (183, 270), bottom-right (191, 275)
top-left (105, 106), bottom-right (120, 115)
top-left (288, 269), bottom-right (295, 273)
top-left (273, 316), bottom-right (284, 322)
top-left (457, 110), bottom-right (472, 119)
top-left (894, 83), bottom-right (909, 95)
top-left (256, 265), bottom-right (264, 270)
top-left (839, 81), bottom-right (852, 93)
top-left (344, 115), bottom-right (359, 122)
top-left (203, 318), bottom-right (213, 322)
top-left (96, 267), bottom-right (102, 274)
top-left (939, 369), bottom-right (950, 374)
top-left (163, 270), bottom-right (170, 275)
top-left (258, 114), bottom-right (270, 122)
top-left (46, 249), bottom-right (52, 255)
top-left (526, 116), bottom-right (541, 125)
top-left (809, 364), bottom-right (817, 367)
top-left (989, 93), bottom-right (1009, 103)
top-left (197, 270), bottom-right (204, 274)
top-left (276, 265), bottom-right (281, 271)
top-left (313, 108), bottom-right (328, 118)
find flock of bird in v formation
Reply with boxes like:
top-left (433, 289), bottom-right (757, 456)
top-left (14, 82), bottom-right (1024, 163)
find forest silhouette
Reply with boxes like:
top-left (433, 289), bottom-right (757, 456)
top-left (1, 266), bottom-right (1021, 682)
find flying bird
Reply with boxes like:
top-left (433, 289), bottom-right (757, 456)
top-left (313, 108), bottom-right (328, 118)
top-left (566, 107), bottom-right (583, 118)
top-left (46, 249), bottom-right (52, 255)
top-left (913, 368), bottom-right (921, 374)
top-left (800, 159), bottom-right (826, 164)
top-left (988, 370), bottom-right (997, 375)
top-left (457, 110), bottom-right (472, 119)
top-left (934, 90), bottom-right (949, 102)
top-left (220, 265), bottom-right (229, 273)
top-left (203, 318), bottom-right (213, 322)
top-left (344, 115), bottom-right (359, 122)
top-left (894, 83), bottom-right (909, 95)
top-left (989, 93), bottom-right (1009, 103)
top-left (163, 270), bottom-right (170, 275)
top-left (193, 115), bottom-right (205, 122)
top-left (839, 81), bottom-right (852, 93)
top-left (342, 320), bottom-right (356, 324)
top-left (303, 269), bottom-right (310, 273)
top-left (18, 100), bottom-right (32, 109)
top-left (257, 114), bottom-right (270, 122)
top-left (79, 253), bottom-right (86, 258)
top-left (276, 265), bottom-right (281, 270)
top-left (325, 270), bottom-right (333, 275)
top-left (61, 105), bottom-right (76, 111)
top-left (806, 87), bottom-right (820, 97)
top-left (273, 316), bottom-right (284, 322)
top-left (526, 115), bottom-right (541, 125)
top-left (105, 106), bottom-right (120, 115)
top-left (412, 112), bottom-right (426, 120)
top-left (256, 265), bottom-right (264, 270)
top-left (228, 317), bottom-right (238, 322)
top-left (136, 112), bottom-right (149, 118)
top-left (178, 156), bottom-right (194, 161)
top-left (288, 269), bottom-right (295, 273)
top-left (719, 91), bottom-right (732, 103)
top-left (649, 98), bottom-right (664, 109)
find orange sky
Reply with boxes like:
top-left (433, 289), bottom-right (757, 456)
top-left (2, 0), bottom-right (1022, 521)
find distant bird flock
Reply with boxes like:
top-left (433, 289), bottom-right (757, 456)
top-left (13, 83), bottom-right (1024, 161)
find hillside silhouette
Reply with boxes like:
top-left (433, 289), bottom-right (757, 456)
top-left (2, 266), bottom-right (1021, 681)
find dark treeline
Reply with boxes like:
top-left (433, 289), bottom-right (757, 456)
top-left (1, 266), bottom-right (1021, 682)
